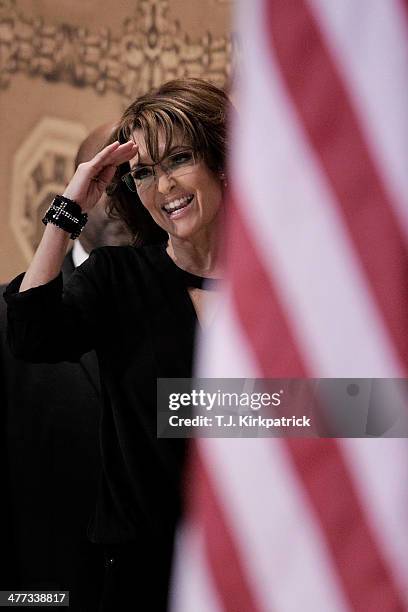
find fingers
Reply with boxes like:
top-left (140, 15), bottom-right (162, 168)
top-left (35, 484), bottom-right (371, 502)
top-left (90, 141), bottom-right (137, 173)
top-left (97, 164), bottom-right (117, 187)
top-left (93, 140), bottom-right (137, 186)
top-left (112, 141), bottom-right (138, 166)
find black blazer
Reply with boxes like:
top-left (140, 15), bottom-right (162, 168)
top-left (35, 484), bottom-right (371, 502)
top-left (0, 252), bottom-right (103, 610)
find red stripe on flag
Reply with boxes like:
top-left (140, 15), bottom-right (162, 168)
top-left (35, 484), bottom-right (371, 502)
top-left (228, 192), bottom-right (306, 377)
top-left (186, 444), bottom-right (263, 612)
top-left (264, 0), bottom-right (408, 372)
top-left (399, 1), bottom-right (408, 43)
top-left (228, 193), bottom-right (406, 610)
top-left (286, 438), bottom-right (407, 611)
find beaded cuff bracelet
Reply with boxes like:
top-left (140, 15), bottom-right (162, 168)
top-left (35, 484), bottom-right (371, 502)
top-left (42, 195), bottom-right (88, 239)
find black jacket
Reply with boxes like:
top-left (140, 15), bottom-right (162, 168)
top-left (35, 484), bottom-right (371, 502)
top-left (4, 244), bottom-right (203, 605)
top-left (0, 251), bottom-right (103, 609)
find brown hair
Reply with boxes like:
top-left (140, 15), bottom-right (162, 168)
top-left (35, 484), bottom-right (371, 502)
top-left (107, 78), bottom-right (230, 245)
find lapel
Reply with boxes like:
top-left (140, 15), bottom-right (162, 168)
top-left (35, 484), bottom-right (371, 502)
top-left (78, 350), bottom-right (101, 399)
top-left (62, 251), bottom-right (101, 398)
top-left (62, 250), bottom-right (75, 283)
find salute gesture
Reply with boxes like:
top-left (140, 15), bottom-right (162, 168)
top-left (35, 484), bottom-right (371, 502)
top-left (19, 140), bottom-right (137, 291)
top-left (63, 140), bottom-right (138, 211)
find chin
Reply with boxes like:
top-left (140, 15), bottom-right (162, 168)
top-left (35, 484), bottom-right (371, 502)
top-left (167, 221), bottom-right (201, 241)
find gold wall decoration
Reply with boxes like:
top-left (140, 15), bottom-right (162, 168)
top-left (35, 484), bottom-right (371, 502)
top-left (10, 117), bottom-right (87, 261)
top-left (0, 0), bottom-right (234, 100)
top-left (0, 0), bottom-right (232, 279)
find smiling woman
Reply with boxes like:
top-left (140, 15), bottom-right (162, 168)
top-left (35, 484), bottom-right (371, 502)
top-left (4, 78), bottom-right (231, 611)
top-left (128, 129), bottom-right (224, 246)
top-left (110, 78), bottom-right (230, 257)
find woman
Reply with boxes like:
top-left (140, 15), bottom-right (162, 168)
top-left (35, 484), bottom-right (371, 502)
top-left (5, 78), bottom-right (229, 610)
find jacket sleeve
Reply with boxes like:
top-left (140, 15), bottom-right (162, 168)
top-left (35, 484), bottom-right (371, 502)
top-left (3, 251), bottom-right (105, 364)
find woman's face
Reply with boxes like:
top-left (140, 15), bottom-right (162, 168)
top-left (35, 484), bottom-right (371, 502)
top-left (129, 129), bottom-right (224, 241)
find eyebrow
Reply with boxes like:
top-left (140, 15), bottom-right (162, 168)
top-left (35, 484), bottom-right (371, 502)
top-left (135, 144), bottom-right (191, 167)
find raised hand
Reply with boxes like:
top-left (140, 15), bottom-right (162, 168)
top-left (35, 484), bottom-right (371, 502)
top-left (63, 141), bottom-right (138, 211)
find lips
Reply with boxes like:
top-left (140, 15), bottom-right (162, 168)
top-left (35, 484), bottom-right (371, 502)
top-left (162, 194), bottom-right (194, 214)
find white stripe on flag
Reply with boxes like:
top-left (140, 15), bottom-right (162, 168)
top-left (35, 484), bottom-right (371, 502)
top-left (307, 0), bottom-right (408, 239)
top-left (196, 290), bottom-right (259, 378)
top-left (199, 438), bottom-right (350, 612)
top-left (340, 438), bottom-right (408, 606)
top-left (233, 0), bottom-right (403, 377)
top-left (170, 523), bottom-right (222, 612)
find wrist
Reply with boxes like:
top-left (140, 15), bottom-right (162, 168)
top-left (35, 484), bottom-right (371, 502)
top-left (42, 195), bottom-right (88, 240)
top-left (62, 191), bottom-right (85, 211)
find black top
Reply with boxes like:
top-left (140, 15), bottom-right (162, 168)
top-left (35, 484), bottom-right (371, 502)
top-left (4, 243), bottom-right (206, 546)
top-left (0, 253), bottom-right (105, 604)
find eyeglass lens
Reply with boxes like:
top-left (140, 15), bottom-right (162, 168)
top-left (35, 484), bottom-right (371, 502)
top-left (122, 150), bottom-right (196, 193)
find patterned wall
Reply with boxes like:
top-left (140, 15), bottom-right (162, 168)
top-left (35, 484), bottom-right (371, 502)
top-left (0, 0), bottom-right (233, 98)
top-left (0, 0), bottom-right (233, 278)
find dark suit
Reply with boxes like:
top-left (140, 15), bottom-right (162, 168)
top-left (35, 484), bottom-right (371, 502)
top-left (0, 252), bottom-right (104, 611)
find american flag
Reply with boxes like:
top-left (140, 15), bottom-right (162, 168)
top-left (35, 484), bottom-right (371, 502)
top-left (171, 1), bottom-right (408, 610)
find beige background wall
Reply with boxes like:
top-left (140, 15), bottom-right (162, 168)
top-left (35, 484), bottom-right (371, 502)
top-left (0, 0), bottom-right (233, 282)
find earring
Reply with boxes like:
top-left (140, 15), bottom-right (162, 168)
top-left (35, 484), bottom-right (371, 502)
top-left (220, 172), bottom-right (228, 189)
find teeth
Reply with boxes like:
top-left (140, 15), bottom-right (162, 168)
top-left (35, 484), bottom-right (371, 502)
top-left (163, 195), bottom-right (192, 212)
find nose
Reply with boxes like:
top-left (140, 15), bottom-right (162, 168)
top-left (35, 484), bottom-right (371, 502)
top-left (156, 166), bottom-right (175, 194)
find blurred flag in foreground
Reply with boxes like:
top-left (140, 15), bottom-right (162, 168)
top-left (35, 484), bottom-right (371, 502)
top-left (172, 0), bottom-right (408, 610)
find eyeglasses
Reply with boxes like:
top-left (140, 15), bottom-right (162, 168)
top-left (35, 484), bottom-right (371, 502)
top-left (121, 149), bottom-right (198, 195)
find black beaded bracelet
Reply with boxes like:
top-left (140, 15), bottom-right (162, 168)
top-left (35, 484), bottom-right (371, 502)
top-left (42, 195), bottom-right (88, 240)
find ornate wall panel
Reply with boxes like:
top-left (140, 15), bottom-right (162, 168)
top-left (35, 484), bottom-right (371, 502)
top-left (0, 0), bottom-right (233, 279)
top-left (10, 118), bottom-right (87, 261)
top-left (0, 0), bottom-right (234, 99)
